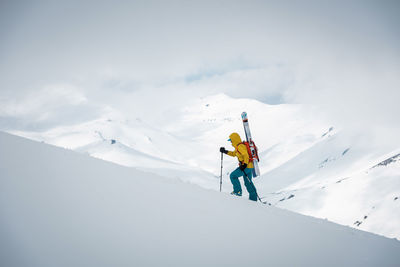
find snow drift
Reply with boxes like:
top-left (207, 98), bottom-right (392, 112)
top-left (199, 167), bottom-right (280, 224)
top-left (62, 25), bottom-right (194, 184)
top-left (1, 131), bottom-right (400, 267)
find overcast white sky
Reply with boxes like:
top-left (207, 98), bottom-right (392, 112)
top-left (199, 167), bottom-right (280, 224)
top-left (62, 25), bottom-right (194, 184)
top-left (0, 0), bottom-right (399, 134)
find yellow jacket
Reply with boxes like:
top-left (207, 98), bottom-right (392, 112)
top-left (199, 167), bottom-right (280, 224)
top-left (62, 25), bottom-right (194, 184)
top-left (226, 132), bottom-right (254, 169)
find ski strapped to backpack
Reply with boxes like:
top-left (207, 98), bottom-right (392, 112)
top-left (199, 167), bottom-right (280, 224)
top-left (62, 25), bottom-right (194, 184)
top-left (237, 141), bottom-right (259, 163)
top-left (241, 112), bottom-right (261, 177)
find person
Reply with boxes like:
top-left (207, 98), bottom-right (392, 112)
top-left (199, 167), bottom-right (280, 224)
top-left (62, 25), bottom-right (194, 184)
top-left (220, 132), bottom-right (257, 201)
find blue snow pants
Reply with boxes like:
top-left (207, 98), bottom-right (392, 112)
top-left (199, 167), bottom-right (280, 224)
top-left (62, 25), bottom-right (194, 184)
top-left (230, 167), bottom-right (257, 201)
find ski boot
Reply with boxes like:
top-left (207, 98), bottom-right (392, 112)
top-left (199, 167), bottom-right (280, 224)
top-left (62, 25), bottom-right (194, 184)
top-left (230, 191), bottom-right (242, 197)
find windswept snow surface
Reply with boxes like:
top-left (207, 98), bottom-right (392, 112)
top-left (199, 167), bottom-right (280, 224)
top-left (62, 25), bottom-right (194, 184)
top-left (257, 130), bottom-right (400, 240)
top-left (1, 131), bottom-right (400, 267)
top-left (5, 94), bottom-right (400, 240)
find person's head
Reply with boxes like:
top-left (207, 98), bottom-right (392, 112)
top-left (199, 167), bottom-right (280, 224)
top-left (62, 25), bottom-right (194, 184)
top-left (228, 132), bottom-right (242, 147)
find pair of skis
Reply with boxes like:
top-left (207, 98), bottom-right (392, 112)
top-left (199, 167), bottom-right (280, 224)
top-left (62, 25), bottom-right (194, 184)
top-left (241, 112), bottom-right (261, 177)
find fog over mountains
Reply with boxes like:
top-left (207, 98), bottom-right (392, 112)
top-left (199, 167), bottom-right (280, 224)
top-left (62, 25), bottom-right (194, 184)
top-left (1, 1), bottom-right (399, 264)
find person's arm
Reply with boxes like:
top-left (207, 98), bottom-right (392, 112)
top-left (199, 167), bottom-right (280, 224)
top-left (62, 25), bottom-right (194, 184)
top-left (220, 147), bottom-right (235, 157)
top-left (226, 150), bottom-right (236, 157)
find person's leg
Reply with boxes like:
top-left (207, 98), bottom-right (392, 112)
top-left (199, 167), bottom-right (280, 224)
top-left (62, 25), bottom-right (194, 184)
top-left (243, 168), bottom-right (257, 201)
top-left (230, 167), bottom-right (243, 194)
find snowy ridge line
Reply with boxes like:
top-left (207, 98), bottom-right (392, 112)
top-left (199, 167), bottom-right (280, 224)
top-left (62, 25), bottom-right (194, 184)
top-left (371, 153), bottom-right (400, 169)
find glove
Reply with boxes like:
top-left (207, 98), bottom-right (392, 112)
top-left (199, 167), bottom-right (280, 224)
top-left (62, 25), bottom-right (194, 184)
top-left (239, 163), bottom-right (247, 171)
top-left (220, 147), bottom-right (228, 154)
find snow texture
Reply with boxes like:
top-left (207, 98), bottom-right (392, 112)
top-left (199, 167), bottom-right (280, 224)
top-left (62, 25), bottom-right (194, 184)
top-left (1, 131), bottom-right (400, 267)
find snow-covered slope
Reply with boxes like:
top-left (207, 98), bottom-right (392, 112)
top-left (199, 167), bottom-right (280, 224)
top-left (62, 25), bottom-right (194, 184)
top-left (257, 130), bottom-right (400, 239)
top-left (11, 94), bottom-right (326, 185)
top-left (163, 95), bottom-right (400, 239)
top-left (1, 131), bottom-right (400, 267)
top-left (7, 94), bottom-right (400, 240)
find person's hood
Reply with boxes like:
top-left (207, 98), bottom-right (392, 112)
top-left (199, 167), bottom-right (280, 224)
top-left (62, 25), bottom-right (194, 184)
top-left (229, 132), bottom-right (242, 147)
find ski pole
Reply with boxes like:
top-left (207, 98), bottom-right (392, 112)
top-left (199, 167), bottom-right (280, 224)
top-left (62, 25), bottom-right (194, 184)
top-left (220, 152), bottom-right (223, 192)
top-left (242, 170), bottom-right (265, 204)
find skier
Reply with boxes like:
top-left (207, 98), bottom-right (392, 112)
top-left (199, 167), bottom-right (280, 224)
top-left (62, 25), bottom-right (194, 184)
top-left (220, 132), bottom-right (258, 201)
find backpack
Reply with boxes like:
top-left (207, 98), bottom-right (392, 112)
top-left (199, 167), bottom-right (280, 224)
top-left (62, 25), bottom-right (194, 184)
top-left (238, 141), bottom-right (260, 163)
